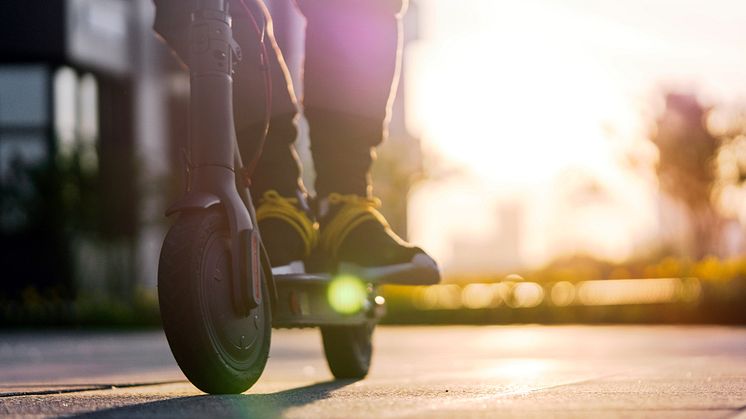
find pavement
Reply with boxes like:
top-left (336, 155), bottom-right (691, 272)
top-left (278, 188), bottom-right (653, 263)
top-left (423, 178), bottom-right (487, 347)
top-left (0, 325), bottom-right (745, 418)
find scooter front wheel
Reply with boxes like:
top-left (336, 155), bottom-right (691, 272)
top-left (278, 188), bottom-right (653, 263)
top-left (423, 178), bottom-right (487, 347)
top-left (158, 208), bottom-right (271, 394)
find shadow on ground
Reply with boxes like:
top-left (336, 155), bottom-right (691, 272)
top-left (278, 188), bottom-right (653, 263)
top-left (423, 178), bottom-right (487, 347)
top-left (70, 379), bottom-right (357, 418)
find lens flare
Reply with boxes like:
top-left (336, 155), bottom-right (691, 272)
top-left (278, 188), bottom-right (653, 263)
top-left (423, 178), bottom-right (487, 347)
top-left (328, 275), bottom-right (367, 314)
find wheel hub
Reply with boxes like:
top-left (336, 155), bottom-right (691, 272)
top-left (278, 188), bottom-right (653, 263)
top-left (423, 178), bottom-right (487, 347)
top-left (201, 233), bottom-right (265, 367)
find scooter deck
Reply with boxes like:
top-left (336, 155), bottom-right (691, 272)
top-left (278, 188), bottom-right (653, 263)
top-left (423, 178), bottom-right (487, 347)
top-left (270, 254), bottom-right (439, 328)
top-left (271, 273), bottom-right (383, 328)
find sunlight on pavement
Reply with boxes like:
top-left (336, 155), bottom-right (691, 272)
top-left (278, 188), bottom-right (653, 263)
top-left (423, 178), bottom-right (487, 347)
top-left (483, 359), bottom-right (556, 381)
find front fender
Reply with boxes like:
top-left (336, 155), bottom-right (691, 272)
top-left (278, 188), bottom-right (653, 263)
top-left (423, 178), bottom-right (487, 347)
top-left (164, 185), bottom-right (267, 315)
top-left (165, 191), bottom-right (221, 217)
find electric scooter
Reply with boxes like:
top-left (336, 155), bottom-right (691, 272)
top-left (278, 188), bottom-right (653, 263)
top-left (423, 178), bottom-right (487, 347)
top-left (157, 0), bottom-right (439, 395)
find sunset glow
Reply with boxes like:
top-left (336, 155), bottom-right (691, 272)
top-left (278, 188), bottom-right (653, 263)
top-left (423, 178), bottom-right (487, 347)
top-left (406, 0), bottom-right (746, 273)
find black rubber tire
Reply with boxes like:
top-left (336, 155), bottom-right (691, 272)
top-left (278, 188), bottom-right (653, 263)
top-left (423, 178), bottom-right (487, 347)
top-left (158, 208), bottom-right (271, 394)
top-left (320, 322), bottom-right (374, 379)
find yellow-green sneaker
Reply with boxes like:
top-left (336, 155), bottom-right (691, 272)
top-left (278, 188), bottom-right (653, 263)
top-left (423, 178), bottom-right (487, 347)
top-left (256, 190), bottom-right (318, 271)
top-left (314, 193), bottom-right (440, 285)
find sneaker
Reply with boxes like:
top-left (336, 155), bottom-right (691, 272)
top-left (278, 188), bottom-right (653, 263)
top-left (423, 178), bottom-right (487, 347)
top-left (256, 190), bottom-right (318, 272)
top-left (314, 193), bottom-right (440, 285)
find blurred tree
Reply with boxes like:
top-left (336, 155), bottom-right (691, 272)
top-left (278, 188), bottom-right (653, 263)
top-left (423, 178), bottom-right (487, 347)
top-left (708, 107), bottom-right (746, 225)
top-left (650, 93), bottom-right (720, 258)
top-left (0, 140), bottom-right (110, 302)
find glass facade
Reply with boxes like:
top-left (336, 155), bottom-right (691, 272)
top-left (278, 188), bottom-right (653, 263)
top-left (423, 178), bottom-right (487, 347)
top-left (0, 0), bottom-right (163, 303)
top-left (0, 65), bottom-right (50, 230)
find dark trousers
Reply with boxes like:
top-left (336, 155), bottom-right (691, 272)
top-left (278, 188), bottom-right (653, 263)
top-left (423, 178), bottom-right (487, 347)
top-left (152, 0), bottom-right (406, 198)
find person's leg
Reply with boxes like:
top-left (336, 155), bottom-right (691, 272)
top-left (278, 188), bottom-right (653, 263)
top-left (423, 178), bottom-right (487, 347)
top-left (296, 0), bottom-right (440, 283)
top-left (151, 0), bottom-right (195, 63)
top-left (231, 0), bottom-right (317, 268)
top-left (152, 0), bottom-right (302, 198)
top-left (230, 0), bottom-right (304, 200)
top-left (152, 0), bottom-right (315, 267)
top-left (296, 0), bottom-right (406, 198)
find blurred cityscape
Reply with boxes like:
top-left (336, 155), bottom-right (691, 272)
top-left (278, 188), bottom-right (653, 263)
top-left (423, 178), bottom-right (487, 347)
top-left (1, 0), bottom-right (746, 326)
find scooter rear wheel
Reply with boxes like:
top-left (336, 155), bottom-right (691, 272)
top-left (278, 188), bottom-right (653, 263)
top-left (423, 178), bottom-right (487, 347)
top-left (321, 322), bottom-right (374, 379)
top-left (158, 208), bottom-right (271, 394)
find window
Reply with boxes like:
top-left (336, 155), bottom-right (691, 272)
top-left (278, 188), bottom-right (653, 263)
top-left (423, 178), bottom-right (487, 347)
top-left (0, 65), bottom-right (50, 230)
top-left (0, 65), bottom-right (49, 177)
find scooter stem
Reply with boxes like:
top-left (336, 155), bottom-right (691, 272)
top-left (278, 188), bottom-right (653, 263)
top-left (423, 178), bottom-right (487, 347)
top-left (168, 0), bottom-right (262, 315)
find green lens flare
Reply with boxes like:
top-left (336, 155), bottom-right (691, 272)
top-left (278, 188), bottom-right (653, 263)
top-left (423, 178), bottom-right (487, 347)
top-left (327, 275), bottom-right (367, 314)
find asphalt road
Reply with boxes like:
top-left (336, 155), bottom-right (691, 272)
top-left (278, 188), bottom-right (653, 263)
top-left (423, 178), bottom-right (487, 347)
top-left (1, 325), bottom-right (745, 418)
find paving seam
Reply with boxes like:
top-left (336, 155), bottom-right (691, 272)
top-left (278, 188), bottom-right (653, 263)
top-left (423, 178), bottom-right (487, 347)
top-left (0, 380), bottom-right (187, 398)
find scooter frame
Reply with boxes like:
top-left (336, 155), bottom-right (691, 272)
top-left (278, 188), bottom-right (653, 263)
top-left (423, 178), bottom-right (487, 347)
top-left (165, 0), bottom-right (265, 318)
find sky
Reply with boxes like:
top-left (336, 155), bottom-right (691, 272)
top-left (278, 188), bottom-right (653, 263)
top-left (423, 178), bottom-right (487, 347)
top-left (405, 0), bottom-right (746, 274)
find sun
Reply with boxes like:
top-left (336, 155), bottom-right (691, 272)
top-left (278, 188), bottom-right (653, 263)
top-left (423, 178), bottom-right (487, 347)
top-left (406, 1), bottom-right (638, 190)
top-left (404, 0), bottom-right (660, 269)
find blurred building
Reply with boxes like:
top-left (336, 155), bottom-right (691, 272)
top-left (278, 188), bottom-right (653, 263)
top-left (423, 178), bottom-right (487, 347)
top-left (0, 0), bottom-right (422, 302)
top-left (447, 203), bottom-right (524, 277)
top-left (0, 0), bottom-right (180, 300)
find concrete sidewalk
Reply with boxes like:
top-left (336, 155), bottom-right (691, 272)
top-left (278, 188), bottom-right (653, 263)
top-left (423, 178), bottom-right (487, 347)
top-left (1, 325), bottom-right (745, 418)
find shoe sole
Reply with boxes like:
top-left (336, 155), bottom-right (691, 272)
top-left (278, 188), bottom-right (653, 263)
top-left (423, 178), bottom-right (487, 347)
top-left (338, 253), bottom-right (441, 285)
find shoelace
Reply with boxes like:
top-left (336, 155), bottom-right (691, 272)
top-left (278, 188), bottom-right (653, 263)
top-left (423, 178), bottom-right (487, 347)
top-left (257, 190), bottom-right (318, 258)
top-left (320, 193), bottom-right (391, 259)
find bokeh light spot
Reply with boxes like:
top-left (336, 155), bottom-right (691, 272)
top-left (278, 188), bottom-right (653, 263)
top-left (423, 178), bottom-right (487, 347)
top-left (328, 275), bottom-right (367, 314)
top-left (512, 282), bottom-right (545, 308)
top-left (551, 281), bottom-right (576, 306)
top-left (462, 283), bottom-right (495, 309)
